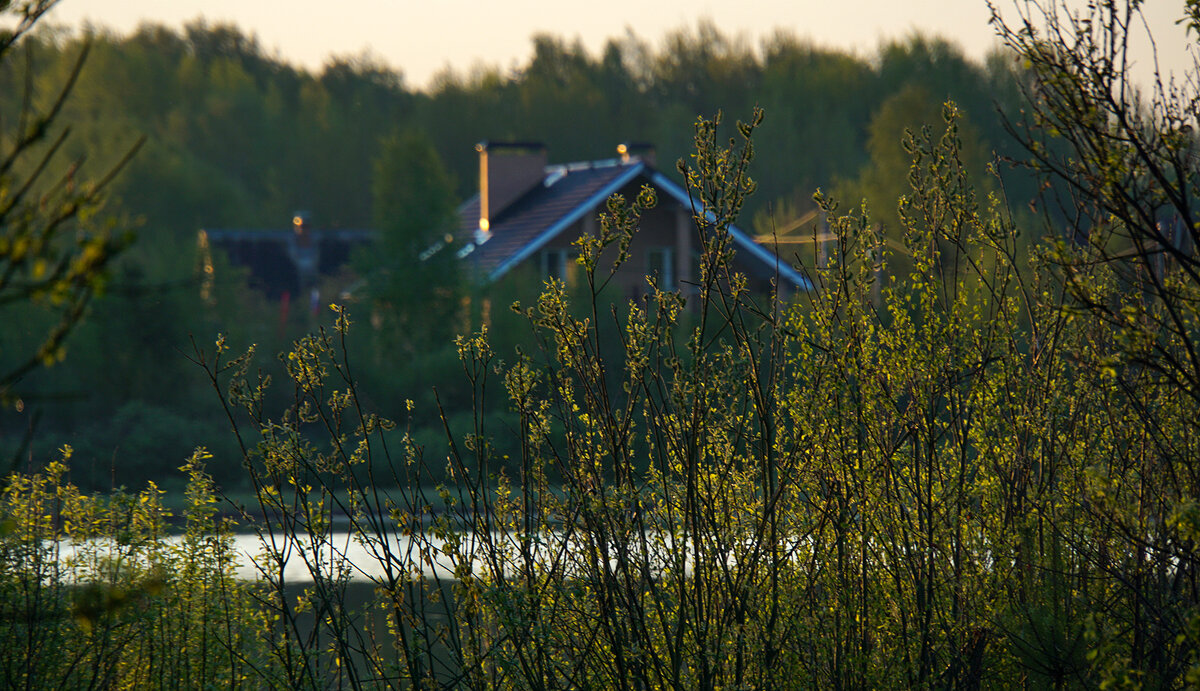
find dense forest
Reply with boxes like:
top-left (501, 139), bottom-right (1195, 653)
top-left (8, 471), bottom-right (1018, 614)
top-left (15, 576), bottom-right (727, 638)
top-left (1, 17), bottom-right (1033, 489)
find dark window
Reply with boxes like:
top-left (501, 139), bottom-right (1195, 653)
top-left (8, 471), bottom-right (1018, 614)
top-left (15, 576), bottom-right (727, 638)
top-left (647, 247), bottom-right (674, 291)
top-left (542, 248), bottom-right (578, 286)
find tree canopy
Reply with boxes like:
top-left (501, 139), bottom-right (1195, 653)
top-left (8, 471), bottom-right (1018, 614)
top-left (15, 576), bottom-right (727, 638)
top-left (0, 13), bottom-right (1041, 490)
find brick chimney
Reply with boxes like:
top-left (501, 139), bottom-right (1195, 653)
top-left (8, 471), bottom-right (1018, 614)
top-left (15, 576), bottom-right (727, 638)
top-left (476, 141), bottom-right (547, 232)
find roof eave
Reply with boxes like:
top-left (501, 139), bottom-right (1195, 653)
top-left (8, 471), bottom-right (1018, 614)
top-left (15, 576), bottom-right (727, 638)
top-left (646, 171), bottom-right (813, 291)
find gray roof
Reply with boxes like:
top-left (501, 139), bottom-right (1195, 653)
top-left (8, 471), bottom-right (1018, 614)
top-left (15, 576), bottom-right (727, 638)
top-left (450, 158), bottom-right (811, 290)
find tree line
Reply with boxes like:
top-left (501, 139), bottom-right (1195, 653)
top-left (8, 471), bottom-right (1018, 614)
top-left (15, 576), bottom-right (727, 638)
top-left (0, 16), bottom-right (1034, 489)
top-left (5, 18), bottom-right (1030, 235)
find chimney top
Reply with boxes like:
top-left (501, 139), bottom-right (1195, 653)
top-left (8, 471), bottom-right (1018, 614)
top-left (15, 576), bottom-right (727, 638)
top-left (617, 141), bottom-right (656, 167)
top-left (477, 141), bottom-right (548, 232)
top-left (292, 210), bottom-right (313, 235)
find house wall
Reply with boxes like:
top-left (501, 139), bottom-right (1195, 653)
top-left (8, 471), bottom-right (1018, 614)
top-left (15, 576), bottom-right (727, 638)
top-left (530, 179), bottom-right (786, 300)
top-left (527, 181), bottom-right (695, 303)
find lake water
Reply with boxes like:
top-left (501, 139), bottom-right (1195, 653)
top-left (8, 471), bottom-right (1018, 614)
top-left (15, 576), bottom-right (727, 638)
top-left (228, 530), bottom-right (462, 582)
top-left (50, 529), bottom-right (696, 584)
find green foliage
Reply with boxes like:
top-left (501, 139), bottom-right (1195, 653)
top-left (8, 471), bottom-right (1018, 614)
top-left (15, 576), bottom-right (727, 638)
top-left (990, 2), bottom-right (1200, 683)
top-left (360, 128), bottom-right (463, 354)
top-left (993, 0), bottom-right (1200, 403)
top-left (2, 4), bottom-right (1196, 686)
top-left (0, 2), bottom-right (137, 408)
top-left (8, 400), bottom-right (241, 489)
top-left (2, 15), bottom-right (1042, 491)
top-left (4, 17), bottom-right (1031, 239)
top-left (0, 447), bottom-right (271, 687)
top-left (833, 83), bottom-right (999, 285)
top-left (2, 93), bottom-right (1192, 688)
top-left (185, 96), bottom-right (1200, 688)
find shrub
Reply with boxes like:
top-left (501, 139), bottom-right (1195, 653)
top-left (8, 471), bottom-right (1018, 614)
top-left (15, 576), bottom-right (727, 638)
top-left (200, 104), bottom-right (1200, 689)
top-left (0, 447), bottom-right (271, 687)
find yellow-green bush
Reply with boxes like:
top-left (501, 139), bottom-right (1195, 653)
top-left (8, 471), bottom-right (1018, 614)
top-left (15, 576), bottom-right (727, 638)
top-left (0, 448), bottom-right (271, 688)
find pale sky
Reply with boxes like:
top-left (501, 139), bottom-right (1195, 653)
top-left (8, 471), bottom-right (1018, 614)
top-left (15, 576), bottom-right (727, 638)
top-left (46, 0), bottom-right (1194, 90)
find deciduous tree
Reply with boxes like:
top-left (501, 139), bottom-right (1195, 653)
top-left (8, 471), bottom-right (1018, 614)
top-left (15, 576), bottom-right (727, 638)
top-left (362, 128), bottom-right (462, 354)
top-left (0, 1), bottom-right (137, 410)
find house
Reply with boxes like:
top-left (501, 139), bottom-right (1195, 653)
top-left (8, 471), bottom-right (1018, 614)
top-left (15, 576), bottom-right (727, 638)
top-left (198, 213), bottom-right (376, 301)
top-left (440, 141), bottom-right (811, 301)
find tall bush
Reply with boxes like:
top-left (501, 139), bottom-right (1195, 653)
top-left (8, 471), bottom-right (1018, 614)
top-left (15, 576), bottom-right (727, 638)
top-left (200, 100), bottom-right (1200, 688)
top-left (0, 448), bottom-right (270, 687)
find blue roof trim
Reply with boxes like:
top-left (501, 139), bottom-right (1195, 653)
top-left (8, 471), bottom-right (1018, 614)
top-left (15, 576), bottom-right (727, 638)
top-left (457, 193), bottom-right (480, 215)
top-left (647, 171), bottom-right (812, 291)
top-left (488, 163), bottom-right (647, 281)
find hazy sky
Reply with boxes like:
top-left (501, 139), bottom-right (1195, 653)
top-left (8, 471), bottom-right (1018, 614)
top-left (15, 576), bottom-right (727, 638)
top-left (47, 1), bottom-right (1194, 90)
